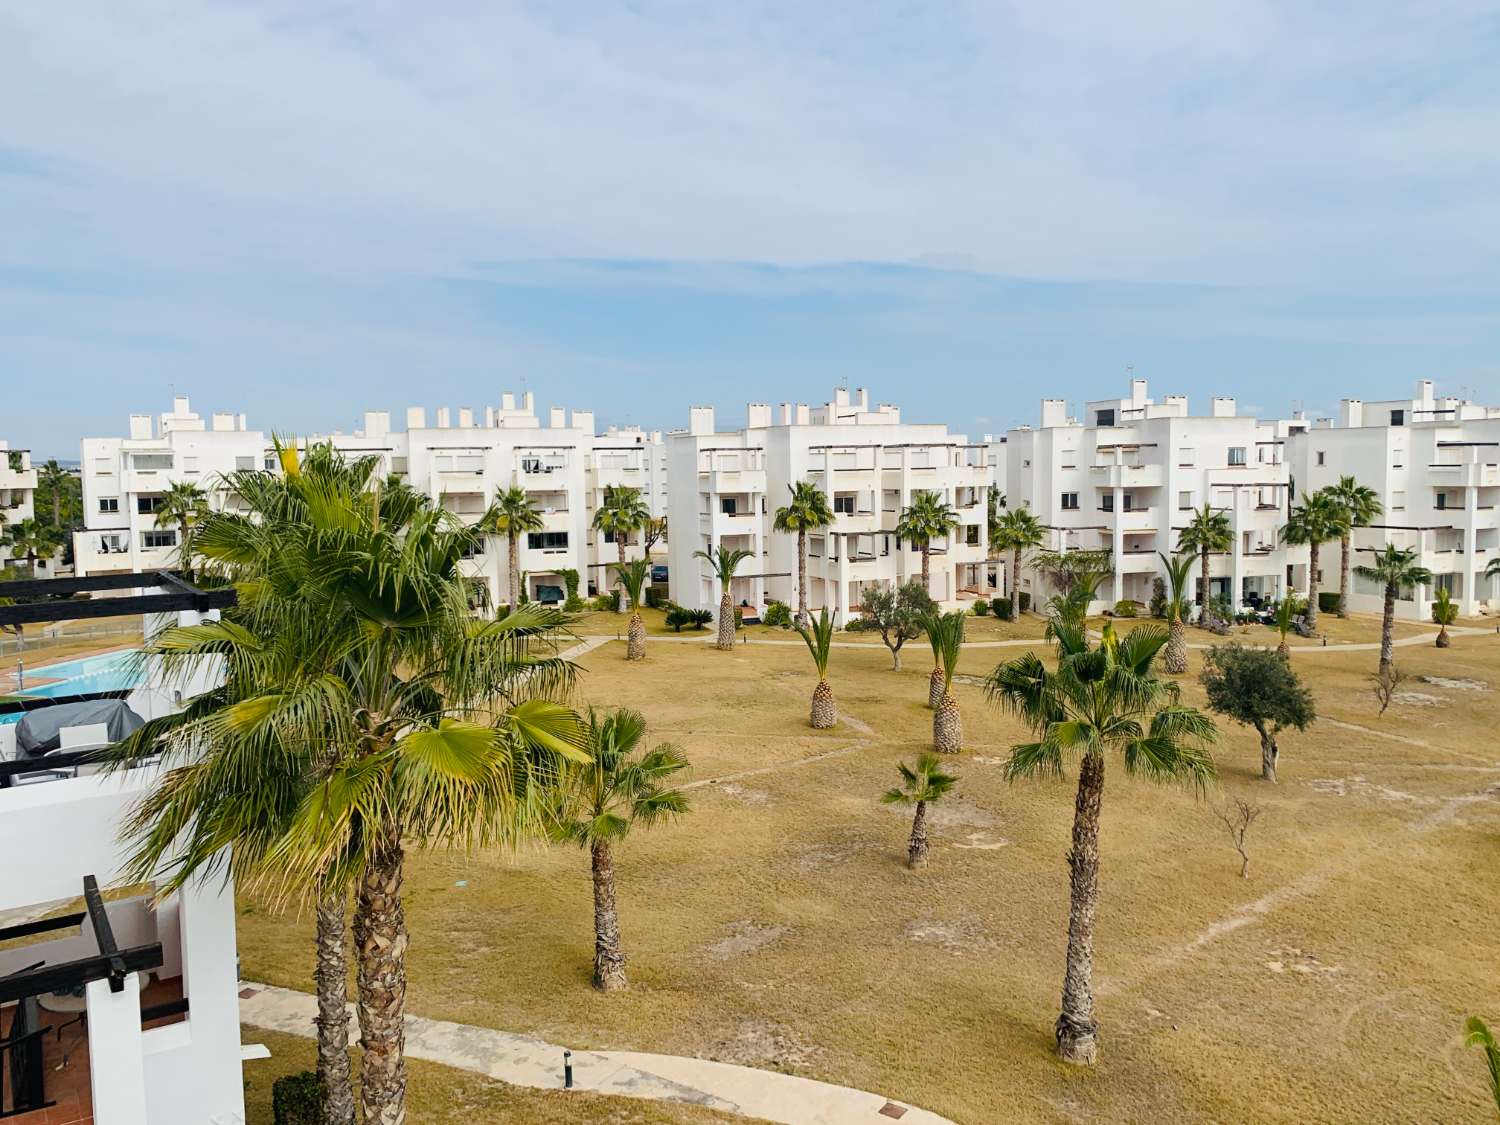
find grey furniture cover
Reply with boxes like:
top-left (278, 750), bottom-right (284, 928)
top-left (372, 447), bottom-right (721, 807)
top-left (15, 699), bottom-right (144, 757)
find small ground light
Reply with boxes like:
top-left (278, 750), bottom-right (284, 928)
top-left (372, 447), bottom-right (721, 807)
top-left (563, 1049), bottom-right (573, 1089)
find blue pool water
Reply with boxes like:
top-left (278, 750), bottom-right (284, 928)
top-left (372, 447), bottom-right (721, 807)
top-left (1, 650), bottom-right (143, 724)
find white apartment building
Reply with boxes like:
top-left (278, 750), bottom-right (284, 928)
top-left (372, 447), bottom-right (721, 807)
top-left (1287, 379), bottom-right (1500, 618)
top-left (666, 386), bottom-right (991, 624)
top-left (0, 440), bottom-right (38, 569)
top-left (1005, 378), bottom-right (1310, 613)
top-left (75, 395), bottom-right (667, 609)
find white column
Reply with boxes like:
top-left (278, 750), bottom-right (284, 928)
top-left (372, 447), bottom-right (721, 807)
top-left (836, 548), bottom-right (850, 625)
top-left (1462, 502), bottom-right (1480, 616)
top-left (87, 973), bottom-right (149, 1125)
top-left (1230, 489), bottom-right (1244, 612)
top-left (1111, 483), bottom-right (1125, 605)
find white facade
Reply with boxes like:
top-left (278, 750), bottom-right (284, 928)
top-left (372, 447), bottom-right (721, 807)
top-left (1005, 378), bottom-right (1310, 613)
top-left (0, 439), bottom-right (39, 569)
top-left (1286, 379), bottom-right (1500, 618)
top-left (667, 387), bottom-right (990, 624)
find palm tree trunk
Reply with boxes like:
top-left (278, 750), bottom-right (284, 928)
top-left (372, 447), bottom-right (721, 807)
top-left (1259, 725), bottom-right (1278, 783)
top-left (1379, 585), bottom-right (1396, 671)
top-left (797, 529), bottom-right (808, 627)
top-left (1305, 542), bottom-right (1321, 630)
top-left (1338, 533), bottom-right (1351, 618)
top-left (810, 678), bottom-right (836, 729)
top-left (354, 838), bottom-right (408, 1125)
top-left (315, 888), bottom-right (355, 1125)
top-left (927, 666), bottom-right (944, 709)
top-left (1010, 549), bottom-right (1022, 620)
top-left (1199, 550), bottom-right (1211, 627)
top-left (1164, 616), bottom-right (1187, 674)
top-left (921, 544), bottom-right (931, 594)
top-left (591, 840), bottom-right (628, 991)
top-left (627, 612), bottom-right (646, 660)
top-left (716, 591), bottom-right (735, 650)
top-left (1057, 750), bottom-right (1104, 1065)
top-left (907, 799), bottom-right (929, 869)
top-left (1436, 624), bottom-right (1450, 649)
top-left (507, 529), bottom-right (520, 610)
top-left (933, 693), bottom-right (962, 753)
top-left (617, 540), bottom-right (628, 612)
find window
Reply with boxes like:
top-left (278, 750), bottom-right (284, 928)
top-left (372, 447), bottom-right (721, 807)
top-left (236, 456), bottom-right (255, 471)
top-left (137, 496), bottom-right (163, 514)
top-left (720, 497), bottom-right (736, 515)
top-left (1178, 490), bottom-right (1194, 510)
top-left (99, 533), bottom-right (125, 554)
top-left (1095, 409), bottom-right (1116, 427)
top-left (1100, 493), bottom-right (1115, 513)
top-left (834, 495), bottom-right (855, 515)
top-left (182, 456), bottom-right (199, 473)
top-left (1392, 490), bottom-right (1406, 511)
top-left (1390, 409), bottom-right (1405, 426)
top-left (141, 529), bottom-right (176, 550)
top-left (1178, 448), bottom-right (1196, 467)
top-left (1316, 451), bottom-right (1326, 466)
top-left (131, 454), bottom-right (172, 472)
top-left (526, 531), bottom-right (569, 550)
top-left (1393, 449), bottom-right (1405, 469)
top-left (98, 497), bottom-right (119, 513)
top-left (1060, 492), bottom-right (1079, 511)
top-left (1228, 447), bottom-right (1247, 466)
top-left (1437, 492), bottom-right (1449, 511)
top-left (965, 525), bottom-right (980, 546)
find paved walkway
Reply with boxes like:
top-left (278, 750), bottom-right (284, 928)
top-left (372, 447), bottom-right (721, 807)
top-left (239, 983), bottom-right (955, 1125)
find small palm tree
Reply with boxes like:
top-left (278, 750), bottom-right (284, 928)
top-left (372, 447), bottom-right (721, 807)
top-left (986, 486), bottom-right (1006, 547)
top-left (1176, 504), bottom-right (1232, 627)
top-left (796, 607), bottom-right (837, 728)
top-left (1354, 545), bottom-right (1433, 673)
top-left (1324, 476), bottom-right (1382, 618)
top-left (615, 558), bottom-right (651, 661)
top-left (924, 611), bottom-right (966, 752)
top-left (1466, 1016), bottom-right (1500, 1118)
top-left (1158, 551), bottom-right (1195, 673)
top-left (553, 707), bottom-right (689, 991)
top-left (38, 459), bottom-right (69, 528)
top-left (1, 518), bottom-right (55, 579)
top-left (485, 484), bottom-right (543, 610)
top-left (1282, 490), bottom-right (1345, 631)
top-left (1432, 586), bottom-right (1458, 649)
top-left (993, 508), bottom-right (1046, 620)
top-left (593, 485), bottom-right (651, 611)
top-left (155, 480), bottom-right (209, 576)
top-left (882, 753), bottom-right (958, 869)
top-left (896, 491), bottom-right (961, 595)
top-left (1274, 593), bottom-right (1305, 660)
top-left (985, 621), bottom-right (1216, 1064)
top-left (693, 544), bottom-right (753, 650)
top-left (773, 482), bottom-right (834, 626)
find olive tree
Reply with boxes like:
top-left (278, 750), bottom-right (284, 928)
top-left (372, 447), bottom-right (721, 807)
top-left (859, 581), bottom-right (936, 671)
top-left (1200, 644), bottom-right (1315, 783)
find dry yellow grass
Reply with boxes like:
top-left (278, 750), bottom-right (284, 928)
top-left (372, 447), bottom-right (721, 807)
top-left (237, 616), bottom-right (1500, 1123)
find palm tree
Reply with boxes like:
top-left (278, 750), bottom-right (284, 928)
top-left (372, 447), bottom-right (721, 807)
top-left (1158, 551), bottom-right (1195, 674)
top-left (593, 485), bottom-right (651, 611)
top-left (693, 544), bottom-right (752, 650)
top-left (1176, 504), bottom-right (1232, 628)
top-left (118, 442), bottom-right (583, 1125)
top-left (553, 707), bottom-right (689, 991)
top-left (796, 607), bottom-right (837, 728)
top-left (485, 484), bottom-right (543, 610)
top-left (615, 558), bottom-right (651, 661)
top-left (1354, 545), bottom-right (1432, 673)
top-left (985, 621), bottom-right (1216, 1064)
top-left (773, 481), bottom-right (834, 627)
top-left (881, 754), bottom-right (958, 869)
top-left (1282, 490), bottom-right (1344, 632)
top-left (1, 518), bottom-right (54, 579)
top-left (1487, 556), bottom-right (1500, 603)
top-left (896, 491), bottom-right (961, 595)
top-left (1274, 593), bottom-right (1305, 660)
top-left (1465, 1016), bottom-right (1500, 1117)
top-left (1432, 586), bottom-right (1457, 649)
top-left (924, 611), bottom-right (966, 752)
top-left (38, 459), bottom-right (69, 528)
top-left (1323, 476), bottom-right (1382, 618)
top-left (993, 509), bottom-right (1046, 621)
top-left (986, 486), bottom-right (1006, 547)
top-left (155, 480), bottom-right (210, 577)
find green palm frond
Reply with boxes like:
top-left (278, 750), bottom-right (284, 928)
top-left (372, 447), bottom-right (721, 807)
top-left (614, 557), bottom-right (651, 607)
top-left (693, 544), bottom-right (753, 586)
top-left (773, 481), bottom-right (835, 534)
top-left (922, 610), bottom-right (966, 690)
top-left (796, 606), bottom-right (835, 677)
top-left (550, 707), bottom-right (690, 848)
top-left (592, 485), bottom-right (651, 542)
top-left (1466, 1016), bottom-right (1500, 1115)
top-left (882, 752), bottom-right (958, 804)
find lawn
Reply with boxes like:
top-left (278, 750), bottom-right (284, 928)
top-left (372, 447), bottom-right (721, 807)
top-left (237, 615), bottom-right (1500, 1123)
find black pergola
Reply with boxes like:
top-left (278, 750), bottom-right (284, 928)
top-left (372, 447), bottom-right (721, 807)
top-left (0, 571), bottom-right (236, 629)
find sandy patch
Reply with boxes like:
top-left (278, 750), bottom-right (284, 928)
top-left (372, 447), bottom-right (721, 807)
top-left (717, 784), bottom-right (771, 807)
top-left (1391, 692), bottom-right (1442, 707)
top-left (904, 915), bottom-right (1002, 956)
top-left (1264, 946), bottom-right (1341, 977)
top-left (700, 1018), bottom-right (821, 1070)
top-left (704, 921), bottom-right (788, 961)
top-left (1418, 675), bottom-right (1489, 692)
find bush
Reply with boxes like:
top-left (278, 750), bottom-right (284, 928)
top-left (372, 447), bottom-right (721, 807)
top-left (644, 585), bottom-right (667, 609)
top-left (762, 601), bottom-right (792, 628)
top-left (564, 596), bottom-right (587, 613)
top-left (1149, 577), bottom-right (1167, 619)
top-left (1317, 591), bottom-right (1340, 614)
top-left (843, 615), bottom-right (875, 632)
top-left (971, 598), bottom-right (990, 616)
top-left (665, 605), bottom-right (712, 632)
top-left (494, 604), bottom-right (511, 622)
top-left (1113, 599), bottom-right (1138, 618)
top-left (272, 1072), bottom-right (324, 1125)
top-left (991, 596), bottom-right (1012, 619)
top-left (592, 591), bottom-right (620, 613)
top-left (1018, 592), bottom-right (1031, 613)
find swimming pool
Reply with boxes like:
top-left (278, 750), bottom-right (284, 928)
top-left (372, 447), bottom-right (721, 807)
top-left (1, 650), bottom-right (143, 724)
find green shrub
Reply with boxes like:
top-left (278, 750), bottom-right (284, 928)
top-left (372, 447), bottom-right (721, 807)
top-left (762, 601), bottom-right (792, 628)
top-left (1149, 577), bottom-right (1167, 619)
top-left (644, 585), bottom-right (667, 609)
top-left (1317, 591), bottom-right (1340, 614)
top-left (665, 605), bottom-right (712, 632)
top-left (593, 591), bottom-right (620, 612)
top-left (558, 568), bottom-right (581, 605)
top-left (991, 596), bottom-right (1012, 618)
top-left (843, 615), bottom-right (875, 632)
top-left (1113, 599), bottom-right (1138, 618)
top-left (971, 598), bottom-right (990, 616)
top-left (563, 596), bottom-right (587, 613)
top-left (494, 604), bottom-right (511, 622)
top-left (272, 1072), bottom-right (324, 1125)
top-left (1018, 592), bottom-right (1031, 612)
top-left (734, 607), bottom-right (745, 628)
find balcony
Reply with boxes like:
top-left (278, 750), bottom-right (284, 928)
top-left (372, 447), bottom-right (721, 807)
top-left (1090, 462), bottom-right (1163, 488)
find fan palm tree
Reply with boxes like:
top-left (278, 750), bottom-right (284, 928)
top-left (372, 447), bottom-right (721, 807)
top-left (1, 518), bottom-right (54, 579)
top-left (593, 485), bottom-right (651, 611)
top-left (1465, 1016), bottom-right (1500, 1118)
top-left (693, 544), bottom-right (752, 650)
top-left (986, 486), bottom-right (1006, 548)
top-left (1432, 586), bottom-right (1457, 649)
top-left (924, 611), bottom-right (966, 752)
top-left (38, 459), bottom-right (69, 528)
top-left (881, 753), bottom-right (958, 869)
top-left (985, 621), bottom-right (1216, 1064)
top-left (615, 558), bottom-right (651, 661)
top-left (1274, 593), bottom-right (1305, 660)
top-left (1487, 556), bottom-right (1500, 601)
top-left (1176, 504), bottom-right (1232, 627)
top-left (773, 481), bottom-right (834, 626)
top-left (1044, 568), bottom-right (1106, 643)
top-left (1282, 490), bottom-right (1344, 632)
top-left (1158, 552), bottom-right (1195, 673)
top-left (1354, 545), bottom-right (1433, 673)
top-left (796, 607), bottom-right (837, 728)
top-left (993, 508), bottom-right (1046, 621)
top-left (117, 442), bottom-right (583, 1125)
top-left (1323, 476), bottom-right (1383, 618)
top-left (155, 480), bottom-right (210, 577)
top-left (896, 491), bottom-right (961, 595)
top-left (552, 707), bottom-right (689, 991)
top-left (485, 484), bottom-right (543, 610)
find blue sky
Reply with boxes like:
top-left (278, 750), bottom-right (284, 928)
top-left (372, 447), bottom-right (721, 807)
top-left (4, 2), bottom-right (1499, 456)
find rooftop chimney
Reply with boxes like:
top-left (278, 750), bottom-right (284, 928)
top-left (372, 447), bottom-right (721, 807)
top-left (406, 406), bottom-right (427, 429)
top-left (688, 406), bottom-right (715, 436)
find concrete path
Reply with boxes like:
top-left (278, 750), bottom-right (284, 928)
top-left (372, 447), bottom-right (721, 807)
top-left (238, 982), bottom-right (955, 1125)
